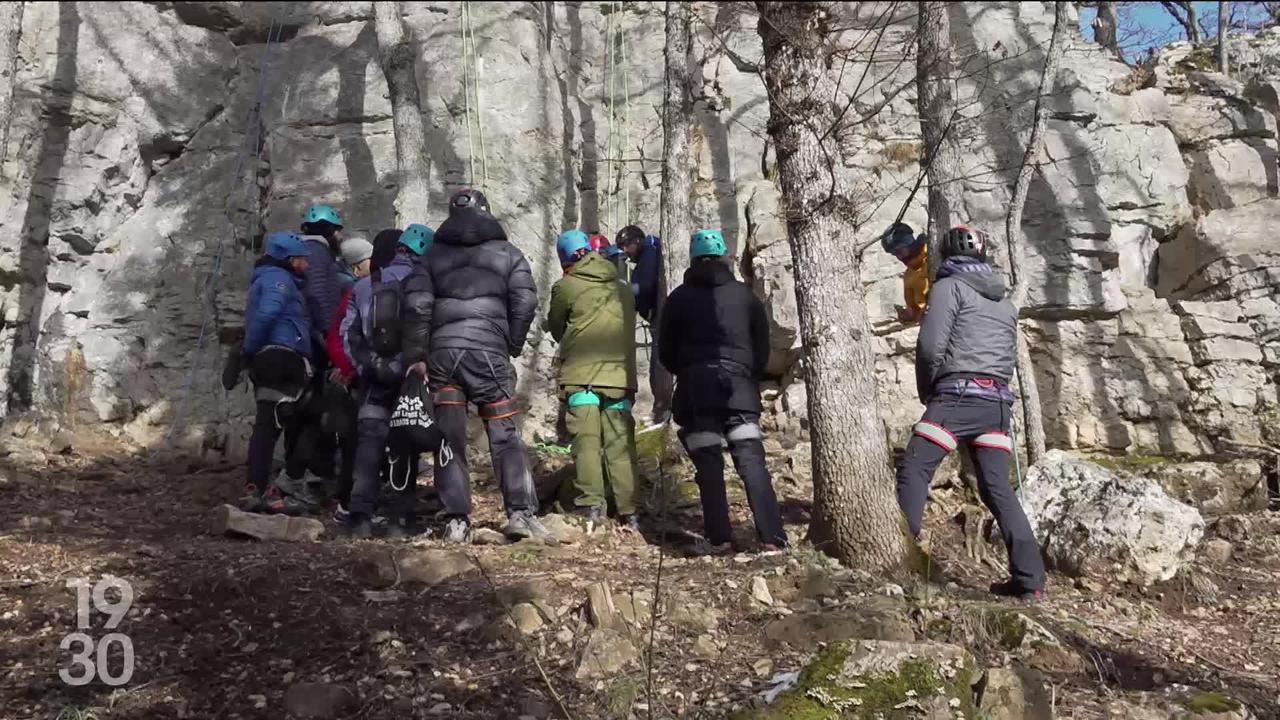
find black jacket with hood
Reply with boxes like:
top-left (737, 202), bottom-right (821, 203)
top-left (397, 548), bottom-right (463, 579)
top-left (658, 258), bottom-right (770, 421)
top-left (915, 256), bottom-right (1018, 403)
top-left (401, 207), bottom-right (538, 364)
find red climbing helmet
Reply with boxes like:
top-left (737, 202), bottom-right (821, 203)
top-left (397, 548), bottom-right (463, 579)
top-left (587, 233), bottom-right (609, 253)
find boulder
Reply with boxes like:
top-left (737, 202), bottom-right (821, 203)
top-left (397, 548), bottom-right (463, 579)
top-left (210, 505), bottom-right (323, 542)
top-left (978, 666), bottom-right (1052, 720)
top-left (745, 640), bottom-right (975, 719)
top-left (1020, 451), bottom-right (1204, 584)
top-left (506, 603), bottom-right (545, 635)
top-left (574, 628), bottom-right (640, 681)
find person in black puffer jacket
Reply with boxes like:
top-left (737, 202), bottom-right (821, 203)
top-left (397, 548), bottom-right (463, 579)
top-left (897, 225), bottom-right (1045, 602)
top-left (402, 189), bottom-right (553, 545)
top-left (658, 229), bottom-right (785, 555)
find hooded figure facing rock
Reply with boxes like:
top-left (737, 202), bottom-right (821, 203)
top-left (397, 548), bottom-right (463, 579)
top-left (402, 189), bottom-right (554, 545)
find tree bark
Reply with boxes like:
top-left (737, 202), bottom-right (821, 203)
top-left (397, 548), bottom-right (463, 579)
top-left (1003, 1), bottom-right (1067, 465)
top-left (1091, 1), bottom-right (1123, 61)
top-left (654, 0), bottom-right (696, 421)
top-left (1218, 1), bottom-right (1229, 73)
top-left (0, 1), bottom-right (24, 171)
top-left (373, 2), bottom-right (430, 227)
top-left (916, 1), bottom-right (965, 278)
top-left (757, 1), bottom-right (906, 571)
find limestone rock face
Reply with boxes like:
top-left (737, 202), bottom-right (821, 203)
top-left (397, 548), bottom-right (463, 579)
top-left (0, 2), bottom-right (1277, 462)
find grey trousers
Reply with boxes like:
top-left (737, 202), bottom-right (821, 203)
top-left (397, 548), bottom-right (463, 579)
top-left (896, 394), bottom-right (1045, 592)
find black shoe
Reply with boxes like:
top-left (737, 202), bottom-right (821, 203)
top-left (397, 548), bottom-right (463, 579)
top-left (347, 513), bottom-right (375, 539)
top-left (990, 580), bottom-right (1043, 603)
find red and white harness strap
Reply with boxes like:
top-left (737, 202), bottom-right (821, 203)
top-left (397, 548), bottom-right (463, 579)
top-left (973, 431), bottom-right (1014, 453)
top-left (912, 421), bottom-right (958, 453)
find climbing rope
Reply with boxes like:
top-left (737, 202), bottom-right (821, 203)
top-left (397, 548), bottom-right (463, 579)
top-left (461, 2), bottom-right (488, 190)
top-left (163, 19), bottom-right (284, 449)
top-left (605, 2), bottom-right (616, 233)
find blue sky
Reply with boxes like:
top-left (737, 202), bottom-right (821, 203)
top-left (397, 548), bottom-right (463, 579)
top-left (1078, 2), bottom-right (1274, 62)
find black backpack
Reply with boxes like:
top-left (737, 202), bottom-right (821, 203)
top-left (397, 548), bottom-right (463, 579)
top-left (370, 268), bottom-right (404, 357)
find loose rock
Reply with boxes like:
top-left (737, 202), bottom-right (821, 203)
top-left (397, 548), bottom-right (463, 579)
top-left (211, 505), bottom-right (323, 542)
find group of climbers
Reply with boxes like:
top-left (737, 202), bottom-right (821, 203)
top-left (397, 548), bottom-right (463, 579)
top-left (226, 189), bottom-right (1042, 597)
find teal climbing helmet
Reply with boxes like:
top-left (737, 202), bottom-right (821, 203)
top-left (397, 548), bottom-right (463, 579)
top-left (557, 229), bottom-right (591, 267)
top-left (400, 224), bottom-right (434, 255)
top-left (303, 204), bottom-right (343, 228)
top-left (690, 228), bottom-right (726, 259)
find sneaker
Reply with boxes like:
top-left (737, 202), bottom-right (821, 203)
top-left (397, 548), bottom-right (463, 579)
top-left (503, 511), bottom-right (559, 546)
top-left (442, 517), bottom-right (471, 544)
top-left (990, 580), bottom-right (1044, 603)
top-left (759, 543), bottom-right (786, 554)
top-left (332, 503), bottom-right (352, 525)
top-left (262, 486), bottom-right (310, 516)
top-left (617, 514), bottom-right (642, 534)
top-left (237, 486), bottom-right (265, 513)
top-left (273, 470), bottom-right (322, 509)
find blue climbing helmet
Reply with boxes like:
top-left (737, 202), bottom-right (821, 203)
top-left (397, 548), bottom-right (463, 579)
top-left (265, 231), bottom-right (308, 260)
top-left (690, 228), bottom-right (726, 259)
top-left (557, 229), bottom-right (591, 267)
top-left (881, 222), bottom-right (923, 256)
top-left (400, 224), bottom-right (434, 255)
top-left (303, 204), bottom-right (343, 228)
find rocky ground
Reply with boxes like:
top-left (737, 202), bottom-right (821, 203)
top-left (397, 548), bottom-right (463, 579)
top-left (1, 425), bottom-right (1278, 720)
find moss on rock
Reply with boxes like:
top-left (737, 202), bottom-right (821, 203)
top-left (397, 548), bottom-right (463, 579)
top-left (736, 640), bottom-right (975, 719)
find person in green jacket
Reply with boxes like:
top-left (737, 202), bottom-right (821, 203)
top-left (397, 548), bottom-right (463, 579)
top-left (547, 230), bottom-right (640, 532)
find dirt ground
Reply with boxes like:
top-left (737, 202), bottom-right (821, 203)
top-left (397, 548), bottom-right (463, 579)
top-left (2, 432), bottom-right (1278, 719)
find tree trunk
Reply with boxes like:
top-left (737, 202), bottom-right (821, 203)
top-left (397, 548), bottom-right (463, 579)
top-left (1218, 1), bottom-right (1229, 73)
top-left (1092, 1), bottom-right (1123, 61)
top-left (0, 1), bottom-right (24, 171)
top-left (373, 2), bottom-right (430, 227)
top-left (1003, 1), bottom-right (1067, 465)
top-left (757, 1), bottom-right (906, 571)
top-left (653, 0), bottom-right (696, 421)
top-left (916, 1), bottom-right (965, 278)
top-left (1187, 2), bottom-right (1201, 43)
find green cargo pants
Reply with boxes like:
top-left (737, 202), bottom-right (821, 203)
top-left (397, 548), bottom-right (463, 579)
top-left (564, 385), bottom-right (638, 516)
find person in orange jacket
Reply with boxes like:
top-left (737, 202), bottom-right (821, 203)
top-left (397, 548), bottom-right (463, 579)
top-left (882, 222), bottom-right (929, 323)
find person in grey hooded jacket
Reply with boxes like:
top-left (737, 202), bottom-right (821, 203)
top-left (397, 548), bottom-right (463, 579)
top-left (897, 226), bottom-right (1046, 601)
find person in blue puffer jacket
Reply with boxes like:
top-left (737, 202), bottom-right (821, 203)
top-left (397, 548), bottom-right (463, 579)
top-left (240, 231), bottom-right (318, 515)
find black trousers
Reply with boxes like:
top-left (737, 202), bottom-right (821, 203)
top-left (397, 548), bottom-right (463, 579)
top-left (428, 349), bottom-right (537, 518)
top-left (247, 400), bottom-right (311, 493)
top-left (678, 411), bottom-right (786, 547)
top-left (896, 394), bottom-right (1045, 592)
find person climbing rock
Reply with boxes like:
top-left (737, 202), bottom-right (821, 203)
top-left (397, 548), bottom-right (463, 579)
top-left (658, 229), bottom-right (786, 555)
top-left (881, 222), bottom-right (929, 323)
top-left (402, 189), bottom-right (552, 545)
top-left (239, 231), bottom-right (317, 516)
top-left (340, 225), bottom-right (433, 539)
top-left (547, 230), bottom-right (641, 533)
top-left (896, 225), bottom-right (1046, 602)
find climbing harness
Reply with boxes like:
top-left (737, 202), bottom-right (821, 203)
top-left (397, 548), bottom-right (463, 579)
top-left (461, 1), bottom-right (488, 190)
top-left (164, 18), bottom-right (285, 448)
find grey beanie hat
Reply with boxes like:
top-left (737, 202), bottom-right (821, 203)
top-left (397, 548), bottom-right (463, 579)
top-left (340, 237), bottom-right (373, 266)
